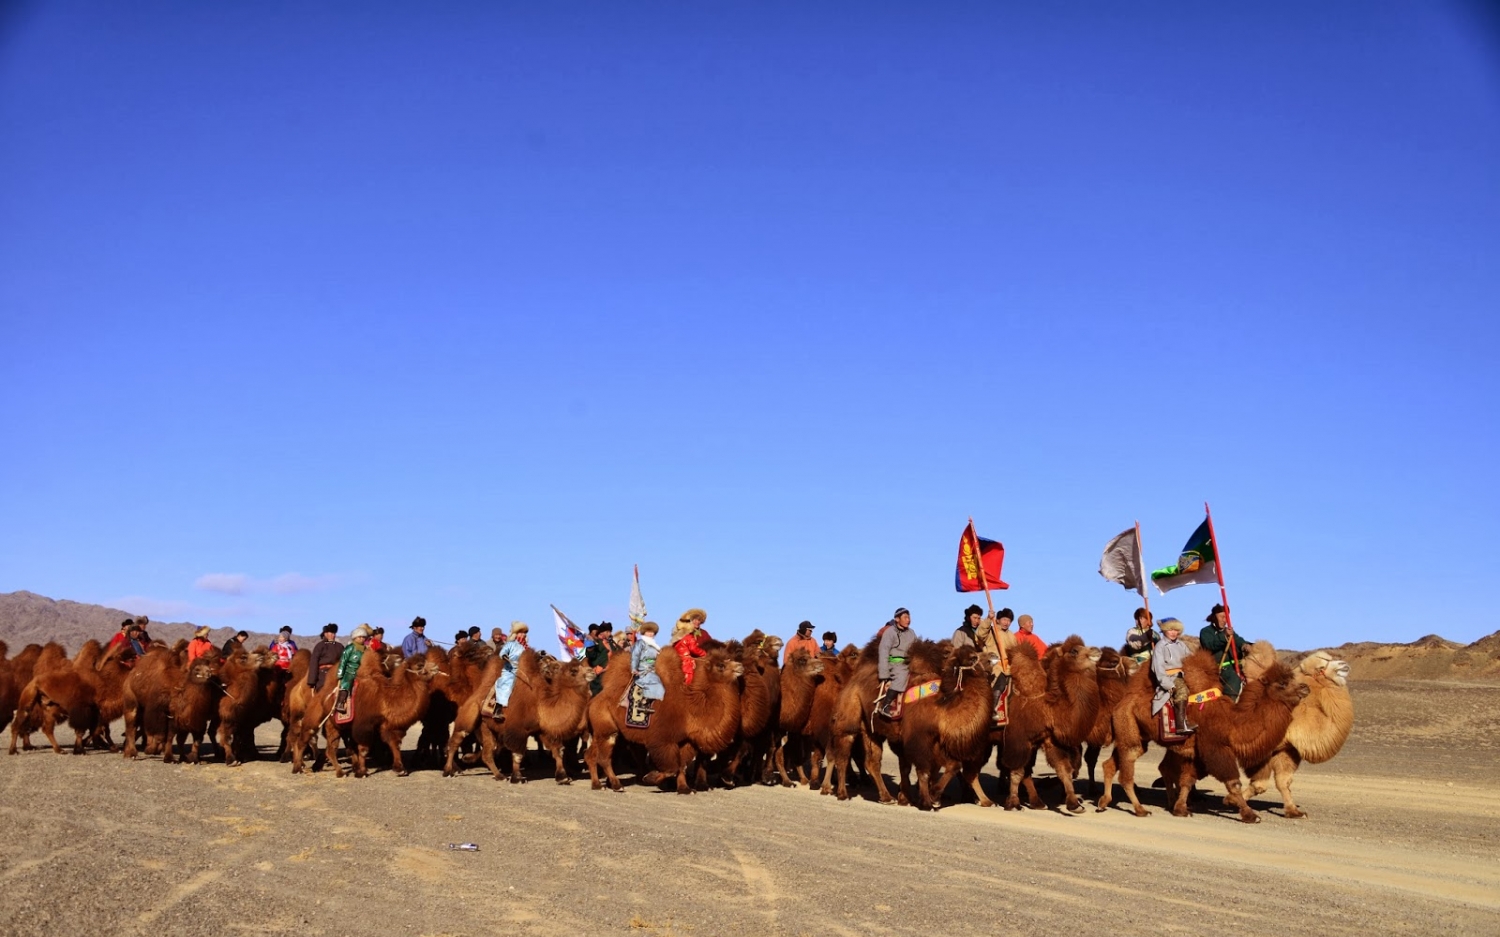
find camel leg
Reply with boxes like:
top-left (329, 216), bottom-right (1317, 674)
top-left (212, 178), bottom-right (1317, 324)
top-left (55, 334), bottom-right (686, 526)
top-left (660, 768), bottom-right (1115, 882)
top-left (1083, 742), bottom-right (1101, 798)
top-left (478, 723), bottom-right (504, 781)
top-left (123, 705), bottom-right (140, 760)
top-left (327, 723), bottom-right (345, 778)
top-left (1096, 751), bottom-right (1117, 812)
top-left (544, 739), bottom-right (571, 784)
top-left (507, 741), bottom-right (525, 784)
top-left (1268, 750), bottom-right (1305, 818)
top-left (826, 734), bottom-right (851, 799)
top-left (442, 722), bottom-right (472, 777)
top-left (894, 749), bottom-right (914, 807)
top-left (963, 762), bottom-right (994, 808)
top-left (860, 728), bottom-right (896, 805)
top-left (383, 728), bottom-right (407, 776)
top-left (1044, 742), bottom-right (1086, 814)
top-left (217, 721), bottom-right (239, 767)
top-left (1113, 744), bottom-right (1151, 817)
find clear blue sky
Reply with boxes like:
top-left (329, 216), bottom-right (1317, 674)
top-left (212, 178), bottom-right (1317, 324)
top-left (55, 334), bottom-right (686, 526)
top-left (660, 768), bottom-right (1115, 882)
top-left (3, 3), bottom-right (1497, 651)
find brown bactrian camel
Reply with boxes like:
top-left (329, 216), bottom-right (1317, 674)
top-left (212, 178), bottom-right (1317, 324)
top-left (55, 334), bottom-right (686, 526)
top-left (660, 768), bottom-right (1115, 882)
top-left (824, 635), bottom-right (946, 805)
top-left (9, 639), bottom-right (132, 755)
top-left (165, 653), bottom-right (222, 765)
top-left (0, 641), bottom-right (46, 736)
top-left (486, 650), bottom-right (593, 784)
top-left (900, 643), bottom-right (999, 810)
top-left (1243, 647), bottom-right (1353, 818)
top-left (442, 651), bottom-right (509, 778)
top-left (334, 652), bottom-right (443, 778)
top-left (1114, 650), bottom-right (1309, 823)
top-left (809, 646), bottom-right (861, 792)
top-left (5, 642), bottom-right (67, 750)
top-left (720, 632), bottom-right (783, 787)
top-left (121, 642), bottom-right (188, 759)
top-left (585, 645), bottom-right (743, 794)
top-left (1080, 647), bottom-right (1133, 799)
top-left (417, 643), bottom-right (486, 769)
top-left (214, 647), bottom-right (282, 766)
top-left (998, 635), bottom-right (1101, 813)
top-left (769, 647), bottom-right (826, 787)
top-left (280, 648), bottom-right (314, 764)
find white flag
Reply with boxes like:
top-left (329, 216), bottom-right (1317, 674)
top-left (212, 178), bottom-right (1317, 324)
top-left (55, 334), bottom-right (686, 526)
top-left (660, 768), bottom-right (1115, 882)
top-left (629, 564), bottom-right (647, 626)
top-left (1099, 527), bottom-right (1147, 598)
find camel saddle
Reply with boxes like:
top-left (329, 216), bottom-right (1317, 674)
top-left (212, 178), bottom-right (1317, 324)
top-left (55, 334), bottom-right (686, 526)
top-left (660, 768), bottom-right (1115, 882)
top-left (993, 685), bottom-right (1009, 726)
top-left (624, 683), bottom-right (653, 728)
top-left (334, 685), bottom-right (356, 725)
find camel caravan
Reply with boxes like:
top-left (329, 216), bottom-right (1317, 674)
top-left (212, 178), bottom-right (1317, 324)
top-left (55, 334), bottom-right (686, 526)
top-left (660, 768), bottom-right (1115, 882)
top-left (0, 605), bottom-right (1354, 824)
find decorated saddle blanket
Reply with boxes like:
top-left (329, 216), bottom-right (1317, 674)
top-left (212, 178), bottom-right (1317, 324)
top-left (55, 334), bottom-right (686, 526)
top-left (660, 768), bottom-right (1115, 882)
top-left (993, 685), bottom-right (1009, 726)
top-left (334, 685), bottom-right (356, 725)
top-left (1187, 688), bottom-right (1222, 708)
top-left (903, 680), bottom-right (941, 705)
top-left (624, 682), bottom-right (653, 729)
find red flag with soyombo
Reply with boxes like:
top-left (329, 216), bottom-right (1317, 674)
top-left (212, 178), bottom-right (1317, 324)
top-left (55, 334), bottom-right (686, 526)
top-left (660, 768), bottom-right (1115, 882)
top-left (956, 522), bottom-right (1008, 592)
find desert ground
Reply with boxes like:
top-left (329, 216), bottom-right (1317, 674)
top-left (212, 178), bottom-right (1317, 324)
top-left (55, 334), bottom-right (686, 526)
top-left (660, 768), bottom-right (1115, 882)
top-left (2, 679), bottom-right (1497, 937)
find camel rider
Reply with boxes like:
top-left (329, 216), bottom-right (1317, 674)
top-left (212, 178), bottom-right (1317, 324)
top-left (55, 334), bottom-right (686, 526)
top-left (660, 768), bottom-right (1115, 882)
top-left (272, 627), bottom-right (298, 670)
top-left (187, 625), bottom-right (214, 662)
top-left (1124, 607), bottom-right (1157, 663)
top-left (308, 623), bottom-right (343, 692)
top-left (489, 622), bottom-right (529, 715)
top-left (334, 625), bottom-right (371, 714)
top-left (875, 607), bottom-right (915, 720)
top-left (586, 621), bottom-right (614, 695)
top-left (629, 621), bottom-right (665, 711)
top-left (782, 621), bottom-right (819, 665)
top-left (672, 609), bottom-right (709, 686)
top-left (1199, 603), bottom-right (1250, 699)
top-left (1151, 618), bottom-right (1196, 741)
top-left (953, 604), bottom-right (1014, 719)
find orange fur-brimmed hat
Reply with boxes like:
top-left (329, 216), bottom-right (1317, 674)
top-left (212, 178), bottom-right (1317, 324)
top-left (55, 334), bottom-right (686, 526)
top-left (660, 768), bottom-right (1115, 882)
top-left (677, 608), bottom-right (707, 626)
top-left (193, 626), bottom-right (210, 638)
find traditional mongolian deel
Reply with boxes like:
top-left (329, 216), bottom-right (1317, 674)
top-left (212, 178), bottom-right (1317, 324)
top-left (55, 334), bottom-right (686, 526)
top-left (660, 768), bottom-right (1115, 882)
top-left (956, 523), bottom-right (1009, 592)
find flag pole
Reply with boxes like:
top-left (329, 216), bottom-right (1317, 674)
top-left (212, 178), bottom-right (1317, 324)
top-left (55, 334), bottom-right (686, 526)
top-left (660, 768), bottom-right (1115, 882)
top-left (1203, 501), bottom-right (1241, 680)
top-left (1134, 520), bottom-right (1151, 618)
top-left (970, 516), bottom-right (1009, 673)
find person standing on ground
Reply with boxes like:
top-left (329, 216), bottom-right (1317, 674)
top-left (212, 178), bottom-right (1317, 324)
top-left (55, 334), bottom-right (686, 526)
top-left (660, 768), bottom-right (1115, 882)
top-left (307, 624), bottom-right (343, 692)
top-left (875, 608), bottom-right (915, 720)
top-left (401, 617), bottom-right (430, 658)
top-left (782, 621), bottom-right (820, 664)
top-left (1015, 614), bottom-right (1046, 658)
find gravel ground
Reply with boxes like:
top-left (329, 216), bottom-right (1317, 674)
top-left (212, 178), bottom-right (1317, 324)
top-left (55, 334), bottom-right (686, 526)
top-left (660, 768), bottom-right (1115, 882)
top-left (1, 681), bottom-right (1497, 937)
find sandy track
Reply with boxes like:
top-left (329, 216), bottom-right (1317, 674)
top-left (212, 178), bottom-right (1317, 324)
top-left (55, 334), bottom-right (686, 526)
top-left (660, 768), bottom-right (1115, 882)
top-left (2, 681), bottom-right (1497, 936)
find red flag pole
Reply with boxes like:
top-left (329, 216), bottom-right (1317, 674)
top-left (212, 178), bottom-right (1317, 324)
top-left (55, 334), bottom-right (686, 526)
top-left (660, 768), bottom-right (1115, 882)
top-left (1203, 501), bottom-right (1241, 680)
top-left (1134, 520), bottom-right (1151, 619)
top-left (969, 516), bottom-right (1009, 673)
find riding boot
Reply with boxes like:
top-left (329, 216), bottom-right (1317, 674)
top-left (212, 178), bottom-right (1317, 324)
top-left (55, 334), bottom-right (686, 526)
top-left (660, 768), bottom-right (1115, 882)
top-left (1177, 702), bottom-right (1197, 734)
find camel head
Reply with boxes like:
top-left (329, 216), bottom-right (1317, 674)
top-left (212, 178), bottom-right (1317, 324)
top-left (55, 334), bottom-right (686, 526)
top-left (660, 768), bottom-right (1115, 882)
top-left (1052, 635), bottom-right (1099, 672)
top-left (785, 648), bottom-right (825, 678)
top-left (1298, 650), bottom-right (1350, 688)
top-left (1094, 646), bottom-right (1128, 679)
top-left (1259, 661), bottom-right (1312, 708)
top-left (185, 656), bottom-right (216, 685)
top-left (703, 649), bottom-right (745, 683)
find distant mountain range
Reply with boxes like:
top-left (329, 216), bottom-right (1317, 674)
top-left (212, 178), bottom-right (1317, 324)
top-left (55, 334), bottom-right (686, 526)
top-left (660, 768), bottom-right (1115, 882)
top-left (0, 590), bottom-right (318, 651)
top-left (2, 590), bottom-right (1497, 681)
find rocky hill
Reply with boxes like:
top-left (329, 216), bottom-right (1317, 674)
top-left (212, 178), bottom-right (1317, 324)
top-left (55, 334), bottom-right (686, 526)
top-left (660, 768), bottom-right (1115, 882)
top-left (0, 590), bottom-right (316, 652)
